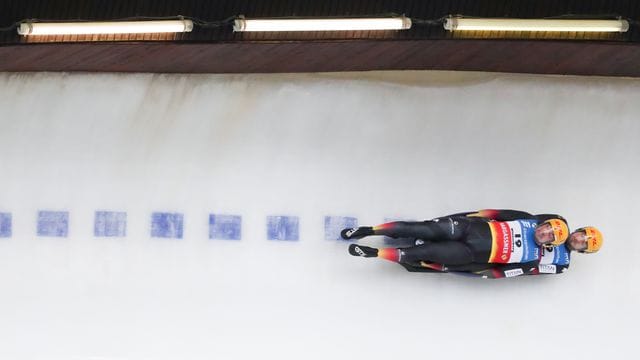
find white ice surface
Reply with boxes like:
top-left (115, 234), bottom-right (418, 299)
top-left (0, 71), bottom-right (638, 360)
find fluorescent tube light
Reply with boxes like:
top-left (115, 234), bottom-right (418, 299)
top-left (233, 16), bottom-right (412, 32)
top-left (18, 19), bottom-right (194, 35)
top-left (443, 17), bottom-right (629, 32)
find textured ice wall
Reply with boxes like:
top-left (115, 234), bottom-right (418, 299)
top-left (0, 71), bottom-right (638, 360)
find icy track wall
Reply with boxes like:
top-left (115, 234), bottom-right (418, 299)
top-left (0, 71), bottom-right (638, 360)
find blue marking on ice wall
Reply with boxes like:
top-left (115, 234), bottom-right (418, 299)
top-left (0, 212), bottom-right (11, 238)
top-left (94, 211), bottom-right (127, 237)
top-left (267, 216), bottom-right (299, 241)
top-left (209, 214), bottom-right (242, 240)
top-left (324, 216), bottom-right (358, 240)
top-left (37, 211), bottom-right (69, 237)
top-left (151, 212), bottom-right (183, 239)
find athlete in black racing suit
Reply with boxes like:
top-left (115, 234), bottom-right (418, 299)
top-left (412, 225), bottom-right (600, 279)
top-left (342, 209), bottom-right (569, 275)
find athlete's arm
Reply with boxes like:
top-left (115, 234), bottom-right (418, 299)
top-left (399, 263), bottom-right (443, 273)
top-left (399, 262), bottom-right (481, 274)
top-left (469, 209), bottom-right (536, 221)
top-left (418, 261), bottom-right (538, 279)
top-left (470, 262), bottom-right (539, 279)
top-left (442, 209), bottom-right (535, 221)
top-left (530, 263), bottom-right (570, 275)
top-left (439, 211), bottom-right (477, 218)
top-left (399, 262), bottom-right (490, 278)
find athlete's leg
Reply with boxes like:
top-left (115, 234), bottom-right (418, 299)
top-left (374, 221), bottom-right (449, 239)
top-left (349, 241), bottom-right (474, 266)
top-left (341, 219), bottom-right (456, 241)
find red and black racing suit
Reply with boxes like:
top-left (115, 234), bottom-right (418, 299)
top-left (378, 209), bottom-right (568, 273)
top-left (406, 244), bottom-right (572, 279)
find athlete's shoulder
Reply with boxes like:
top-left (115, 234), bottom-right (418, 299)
top-left (534, 213), bottom-right (568, 225)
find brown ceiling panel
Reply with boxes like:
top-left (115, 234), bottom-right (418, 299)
top-left (1, 0), bottom-right (639, 76)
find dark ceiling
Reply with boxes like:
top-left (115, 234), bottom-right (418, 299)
top-left (1, 0), bottom-right (639, 76)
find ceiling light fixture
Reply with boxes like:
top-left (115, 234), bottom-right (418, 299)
top-left (17, 19), bottom-right (194, 36)
top-left (443, 17), bottom-right (629, 33)
top-left (233, 16), bottom-right (412, 32)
